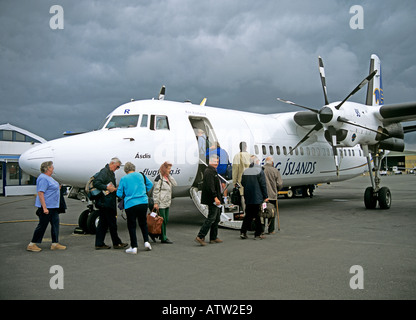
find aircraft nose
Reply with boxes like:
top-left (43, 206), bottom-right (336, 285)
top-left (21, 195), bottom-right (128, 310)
top-left (19, 145), bottom-right (54, 177)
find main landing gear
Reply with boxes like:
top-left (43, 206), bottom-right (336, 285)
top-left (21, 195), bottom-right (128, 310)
top-left (362, 145), bottom-right (391, 209)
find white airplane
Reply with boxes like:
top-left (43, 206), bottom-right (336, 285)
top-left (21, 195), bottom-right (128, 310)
top-left (19, 54), bottom-right (416, 230)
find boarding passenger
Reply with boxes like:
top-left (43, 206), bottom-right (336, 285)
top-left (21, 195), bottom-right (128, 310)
top-left (94, 157), bottom-right (128, 250)
top-left (206, 141), bottom-right (230, 199)
top-left (152, 161), bottom-right (177, 244)
top-left (27, 161), bottom-right (66, 252)
top-left (232, 141), bottom-right (251, 211)
top-left (195, 154), bottom-right (223, 246)
top-left (117, 162), bottom-right (153, 254)
top-left (263, 156), bottom-right (283, 234)
top-left (240, 156), bottom-right (268, 240)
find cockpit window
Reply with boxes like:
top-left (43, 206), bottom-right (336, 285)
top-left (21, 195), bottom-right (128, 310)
top-left (150, 115), bottom-right (170, 130)
top-left (105, 115), bottom-right (139, 129)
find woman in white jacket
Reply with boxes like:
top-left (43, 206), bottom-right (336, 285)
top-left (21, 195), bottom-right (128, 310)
top-left (152, 161), bottom-right (177, 243)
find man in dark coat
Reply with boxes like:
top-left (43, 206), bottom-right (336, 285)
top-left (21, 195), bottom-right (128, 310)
top-left (240, 155), bottom-right (268, 239)
top-left (195, 154), bottom-right (223, 246)
top-left (93, 157), bottom-right (128, 250)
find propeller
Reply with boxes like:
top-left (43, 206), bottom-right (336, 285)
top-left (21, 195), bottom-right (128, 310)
top-left (334, 70), bottom-right (377, 110)
top-left (289, 123), bottom-right (322, 155)
top-left (277, 56), bottom-right (380, 175)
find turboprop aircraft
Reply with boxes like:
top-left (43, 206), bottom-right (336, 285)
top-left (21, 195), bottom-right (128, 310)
top-left (19, 54), bottom-right (416, 230)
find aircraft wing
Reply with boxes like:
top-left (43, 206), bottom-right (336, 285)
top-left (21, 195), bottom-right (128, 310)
top-left (379, 102), bottom-right (416, 124)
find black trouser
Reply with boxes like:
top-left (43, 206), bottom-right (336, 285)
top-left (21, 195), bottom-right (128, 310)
top-left (125, 204), bottom-right (149, 248)
top-left (197, 204), bottom-right (221, 241)
top-left (241, 203), bottom-right (262, 237)
top-left (95, 206), bottom-right (122, 247)
top-left (31, 208), bottom-right (60, 243)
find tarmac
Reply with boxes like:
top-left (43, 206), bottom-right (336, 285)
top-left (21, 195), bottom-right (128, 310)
top-left (1, 174), bottom-right (415, 300)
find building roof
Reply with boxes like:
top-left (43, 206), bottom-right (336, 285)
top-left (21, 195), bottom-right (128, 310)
top-left (0, 123), bottom-right (47, 143)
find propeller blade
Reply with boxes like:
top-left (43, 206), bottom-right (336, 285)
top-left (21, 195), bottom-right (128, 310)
top-left (331, 134), bottom-right (340, 176)
top-left (335, 70), bottom-right (378, 110)
top-left (277, 98), bottom-right (319, 113)
top-left (337, 116), bottom-right (389, 137)
top-left (289, 123), bottom-right (323, 155)
top-left (318, 56), bottom-right (329, 105)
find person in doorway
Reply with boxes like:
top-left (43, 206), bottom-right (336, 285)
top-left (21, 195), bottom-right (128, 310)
top-left (195, 154), bottom-right (223, 246)
top-left (94, 157), bottom-right (128, 250)
top-left (152, 161), bottom-right (177, 244)
top-left (117, 162), bottom-right (153, 254)
top-left (27, 161), bottom-right (66, 252)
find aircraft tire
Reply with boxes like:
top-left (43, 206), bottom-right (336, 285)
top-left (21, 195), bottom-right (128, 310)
top-left (78, 209), bottom-right (90, 233)
top-left (86, 210), bottom-right (100, 234)
top-left (378, 187), bottom-right (392, 209)
top-left (364, 186), bottom-right (377, 209)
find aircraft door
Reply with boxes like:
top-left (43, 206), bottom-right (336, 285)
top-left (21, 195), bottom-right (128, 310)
top-left (189, 116), bottom-right (218, 186)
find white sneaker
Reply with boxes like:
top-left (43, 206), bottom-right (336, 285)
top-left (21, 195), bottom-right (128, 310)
top-left (125, 247), bottom-right (137, 254)
top-left (144, 242), bottom-right (152, 251)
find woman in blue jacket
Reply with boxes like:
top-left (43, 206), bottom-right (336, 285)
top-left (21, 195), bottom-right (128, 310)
top-left (117, 162), bottom-right (153, 254)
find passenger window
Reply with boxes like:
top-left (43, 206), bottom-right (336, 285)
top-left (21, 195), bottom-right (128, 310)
top-left (254, 145), bottom-right (259, 155)
top-left (300, 147), bottom-right (304, 156)
top-left (283, 146), bottom-right (287, 156)
top-left (276, 146), bottom-right (280, 155)
top-left (269, 146), bottom-right (274, 155)
top-left (140, 114), bottom-right (148, 127)
top-left (262, 145), bottom-right (267, 155)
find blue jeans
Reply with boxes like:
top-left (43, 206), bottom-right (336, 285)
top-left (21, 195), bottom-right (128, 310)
top-left (31, 208), bottom-right (60, 243)
top-left (197, 205), bottom-right (221, 241)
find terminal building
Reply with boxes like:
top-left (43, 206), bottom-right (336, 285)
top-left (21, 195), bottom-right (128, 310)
top-left (0, 123), bottom-right (47, 196)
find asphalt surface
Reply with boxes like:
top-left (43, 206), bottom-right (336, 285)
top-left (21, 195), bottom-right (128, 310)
top-left (1, 175), bottom-right (415, 300)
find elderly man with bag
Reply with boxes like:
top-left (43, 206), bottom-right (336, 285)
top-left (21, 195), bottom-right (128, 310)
top-left (195, 154), bottom-right (223, 246)
top-left (94, 157), bottom-right (128, 250)
top-left (263, 156), bottom-right (283, 234)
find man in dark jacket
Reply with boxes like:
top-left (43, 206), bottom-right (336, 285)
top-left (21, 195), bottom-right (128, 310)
top-left (93, 157), bottom-right (128, 250)
top-left (240, 155), bottom-right (268, 239)
top-left (195, 154), bottom-right (223, 246)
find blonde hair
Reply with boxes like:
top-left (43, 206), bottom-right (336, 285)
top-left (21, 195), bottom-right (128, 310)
top-left (159, 161), bottom-right (172, 175)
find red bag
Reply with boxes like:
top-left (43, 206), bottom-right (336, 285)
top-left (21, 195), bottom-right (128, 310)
top-left (147, 212), bottom-right (164, 235)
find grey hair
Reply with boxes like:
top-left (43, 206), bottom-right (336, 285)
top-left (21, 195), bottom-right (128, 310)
top-left (209, 154), bottom-right (219, 162)
top-left (124, 161), bottom-right (136, 173)
top-left (110, 157), bottom-right (121, 165)
top-left (40, 161), bottom-right (53, 173)
top-left (250, 155), bottom-right (259, 165)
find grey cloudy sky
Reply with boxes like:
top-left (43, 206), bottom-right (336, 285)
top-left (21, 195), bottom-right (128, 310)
top-left (1, 0), bottom-right (415, 146)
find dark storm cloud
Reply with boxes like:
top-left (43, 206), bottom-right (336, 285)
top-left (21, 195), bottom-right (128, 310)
top-left (1, 0), bottom-right (415, 147)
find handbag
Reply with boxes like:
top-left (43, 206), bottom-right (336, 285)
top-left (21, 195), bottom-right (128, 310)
top-left (259, 202), bottom-right (275, 218)
top-left (147, 211), bottom-right (164, 235)
top-left (231, 186), bottom-right (241, 206)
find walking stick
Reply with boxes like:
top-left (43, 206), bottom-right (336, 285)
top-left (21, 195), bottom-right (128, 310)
top-left (276, 201), bottom-right (280, 231)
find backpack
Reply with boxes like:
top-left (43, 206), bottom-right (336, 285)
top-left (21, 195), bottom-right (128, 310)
top-left (85, 172), bottom-right (101, 200)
